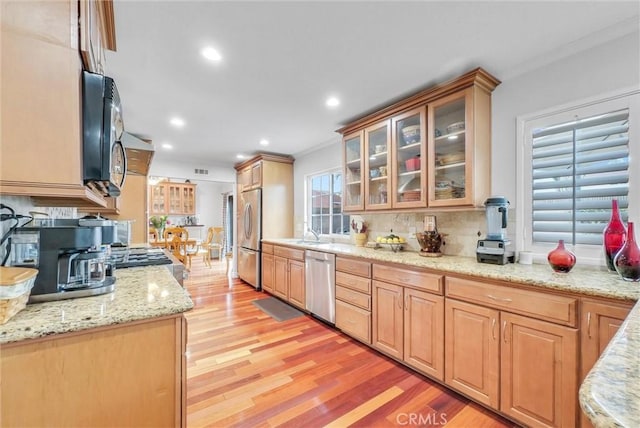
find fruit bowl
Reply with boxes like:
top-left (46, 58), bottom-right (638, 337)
top-left (379, 242), bottom-right (404, 253)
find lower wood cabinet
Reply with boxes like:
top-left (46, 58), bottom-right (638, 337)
top-left (262, 252), bottom-right (274, 293)
top-left (579, 298), bottom-right (633, 428)
top-left (372, 277), bottom-right (444, 381)
top-left (271, 245), bottom-right (305, 310)
top-left (335, 257), bottom-right (373, 344)
top-left (445, 282), bottom-right (578, 428)
top-left (1, 315), bottom-right (187, 427)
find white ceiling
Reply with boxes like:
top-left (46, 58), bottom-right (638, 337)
top-left (106, 1), bottom-right (639, 168)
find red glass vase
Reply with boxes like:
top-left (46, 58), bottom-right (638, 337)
top-left (613, 221), bottom-right (640, 282)
top-left (603, 199), bottom-right (626, 272)
top-left (547, 240), bottom-right (576, 273)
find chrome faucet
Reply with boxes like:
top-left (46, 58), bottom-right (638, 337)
top-left (307, 227), bottom-right (320, 241)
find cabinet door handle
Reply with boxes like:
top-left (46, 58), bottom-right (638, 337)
top-left (587, 312), bottom-right (592, 339)
top-left (487, 294), bottom-right (512, 303)
top-left (397, 295), bottom-right (403, 309)
top-left (405, 295), bottom-right (409, 311)
top-left (502, 320), bottom-right (508, 343)
top-left (491, 318), bottom-right (496, 340)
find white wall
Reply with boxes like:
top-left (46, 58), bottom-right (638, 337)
top-left (150, 158), bottom-right (236, 183)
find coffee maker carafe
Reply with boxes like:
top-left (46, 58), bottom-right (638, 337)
top-left (477, 197), bottom-right (515, 265)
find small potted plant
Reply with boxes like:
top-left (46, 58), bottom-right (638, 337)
top-left (351, 216), bottom-right (368, 247)
top-left (150, 215), bottom-right (168, 237)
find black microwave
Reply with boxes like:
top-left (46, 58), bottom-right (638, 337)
top-left (82, 71), bottom-right (127, 197)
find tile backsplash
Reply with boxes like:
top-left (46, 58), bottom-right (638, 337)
top-left (353, 209), bottom-right (515, 257)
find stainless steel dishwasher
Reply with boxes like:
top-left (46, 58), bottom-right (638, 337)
top-left (305, 250), bottom-right (336, 324)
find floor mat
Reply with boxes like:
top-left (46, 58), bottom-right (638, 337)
top-left (252, 297), bottom-right (304, 321)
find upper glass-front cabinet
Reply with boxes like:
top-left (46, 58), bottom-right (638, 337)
top-left (428, 89), bottom-right (473, 206)
top-left (343, 131), bottom-right (364, 211)
top-left (392, 107), bottom-right (426, 208)
top-left (364, 121), bottom-right (391, 210)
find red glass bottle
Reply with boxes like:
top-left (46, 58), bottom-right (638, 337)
top-left (603, 199), bottom-right (626, 272)
top-left (547, 239), bottom-right (576, 273)
top-left (613, 221), bottom-right (640, 282)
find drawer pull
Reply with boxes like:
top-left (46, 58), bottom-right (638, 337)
top-left (491, 318), bottom-right (496, 340)
top-left (487, 294), bottom-right (512, 303)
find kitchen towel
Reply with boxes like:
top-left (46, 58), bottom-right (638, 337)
top-left (252, 297), bottom-right (304, 322)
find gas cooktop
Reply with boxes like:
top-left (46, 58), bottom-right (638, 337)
top-left (111, 247), bottom-right (172, 269)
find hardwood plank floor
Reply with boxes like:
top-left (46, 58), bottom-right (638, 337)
top-left (184, 258), bottom-right (517, 427)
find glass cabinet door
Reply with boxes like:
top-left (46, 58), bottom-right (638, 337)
top-left (343, 131), bottom-right (364, 211)
top-left (150, 184), bottom-right (167, 214)
top-left (392, 107), bottom-right (426, 208)
top-left (428, 89), bottom-right (472, 206)
top-left (364, 120), bottom-right (391, 210)
top-left (168, 184), bottom-right (182, 214)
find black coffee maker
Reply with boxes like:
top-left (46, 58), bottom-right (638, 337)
top-left (9, 218), bottom-right (118, 302)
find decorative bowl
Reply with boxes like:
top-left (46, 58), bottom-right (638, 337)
top-left (446, 121), bottom-right (465, 133)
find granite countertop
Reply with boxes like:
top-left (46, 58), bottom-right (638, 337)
top-left (265, 239), bottom-right (640, 301)
top-left (0, 265), bottom-right (194, 345)
top-left (266, 238), bottom-right (640, 428)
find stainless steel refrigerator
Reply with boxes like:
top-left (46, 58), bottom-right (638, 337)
top-left (238, 188), bottom-right (261, 289)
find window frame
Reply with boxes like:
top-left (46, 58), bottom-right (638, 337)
top-left (305, 167), bottom-right (350, 238)
top-left (516, 88), bottom-right (639, 265)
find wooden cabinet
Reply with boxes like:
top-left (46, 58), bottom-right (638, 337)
top-left (0, 0), bottom-right (111, 208)
top-left (372, 264), bottom-right (445, 380)
top-left (238, 160), bottom-right (263, 192)
top-left (579, 299), bottom-right (633, 427)
top-left (261, 244), bottom-right (274, 294)
top-left (149, 182), bottom-right (196, 216)
top-left (343, 132), bottom-right (365, 211)
top-left (1, 315), bottom-right (186, 427)
top-left (79, 0), bottom-right (116, 75)
top-left (272, 245), bottom-right (305, 310)
top-left (445, 276), bottom-right (578, 428)
top-left (335, 257), bottom-right (372, 344)
top-left (339, 68), bottom-right (499, 212)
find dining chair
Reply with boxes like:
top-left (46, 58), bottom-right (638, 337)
top-left (209, 227), bottom-right (224, 261)
top-left (197, 227), bottom-right (215, 268)
top-left (163, 226), bottom-right (188, 250)
top-left (170, 233), bottom-right (196, 270)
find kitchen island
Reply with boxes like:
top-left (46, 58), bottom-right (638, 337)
top-left (264, 238), bottom-right (640, 428)
top-left (0, 265), bottom-right (193, 427)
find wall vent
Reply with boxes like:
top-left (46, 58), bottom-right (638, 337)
top-left (194, 168), bottom-right (209, 175)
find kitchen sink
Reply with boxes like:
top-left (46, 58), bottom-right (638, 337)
top-left (295, 240), bottom-right (330, 246)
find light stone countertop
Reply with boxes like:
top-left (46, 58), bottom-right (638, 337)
top-left (265, 238), bottom-right (640, 428)
top-left (0, 265), bottom-right (193, 345)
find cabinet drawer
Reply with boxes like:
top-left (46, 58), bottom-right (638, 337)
top-left (446, 277), bottom-right (578, 327)
top-left (262, 243), bottom-right (274, 254)
top-left (336, 257), bottom-right (371, 278)
top-left (273, 246), bottom-right (304, 261)
top-left (336, 300), bottom-right (371, 344)
top-left (336, 285), bottom-right (371, 310)
top-left (336, 271), bottom-right (371, 294)
top-left (373, 264), bottom-right (443, 294)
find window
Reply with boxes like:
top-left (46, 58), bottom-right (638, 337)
top-left (519, 91), bottom-right (639, 264)
top-left (307, 170), bottom-right (350, 235)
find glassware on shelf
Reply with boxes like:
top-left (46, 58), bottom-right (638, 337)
top-left (603, 199), bottom-right (627, 272)
top-left (613, 221), bottom-right (640, 282)
top-left (547, 239), bottom-right (576, 273)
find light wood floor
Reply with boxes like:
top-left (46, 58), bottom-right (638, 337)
top-left (183, 258), bottom-right (517, 428)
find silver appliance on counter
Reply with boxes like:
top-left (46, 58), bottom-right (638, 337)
top-left (305, 250), bottom-right (335, 324)
top-left (8, 218), bottom-right (118, 302)
top-left (238, 188), bottom-right (262, 289)
top-left (477, 196), bottom-right (515, 265)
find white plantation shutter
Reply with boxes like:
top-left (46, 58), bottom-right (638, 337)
top-left (531, 109), bottom-right (629, 245)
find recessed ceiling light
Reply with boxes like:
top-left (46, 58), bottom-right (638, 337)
top-left (201, 47), bottom-right (222, 62)
top-left (236, 154), bottom-right (246, 159)
top-left (259, 139), bottom-right (269, 146)
top-left (326, 96), bottom-right (340, 108)
top-left (170, 117), bottom-right (185, 128)
top-left (162, 143), bottom-right (173, 150)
